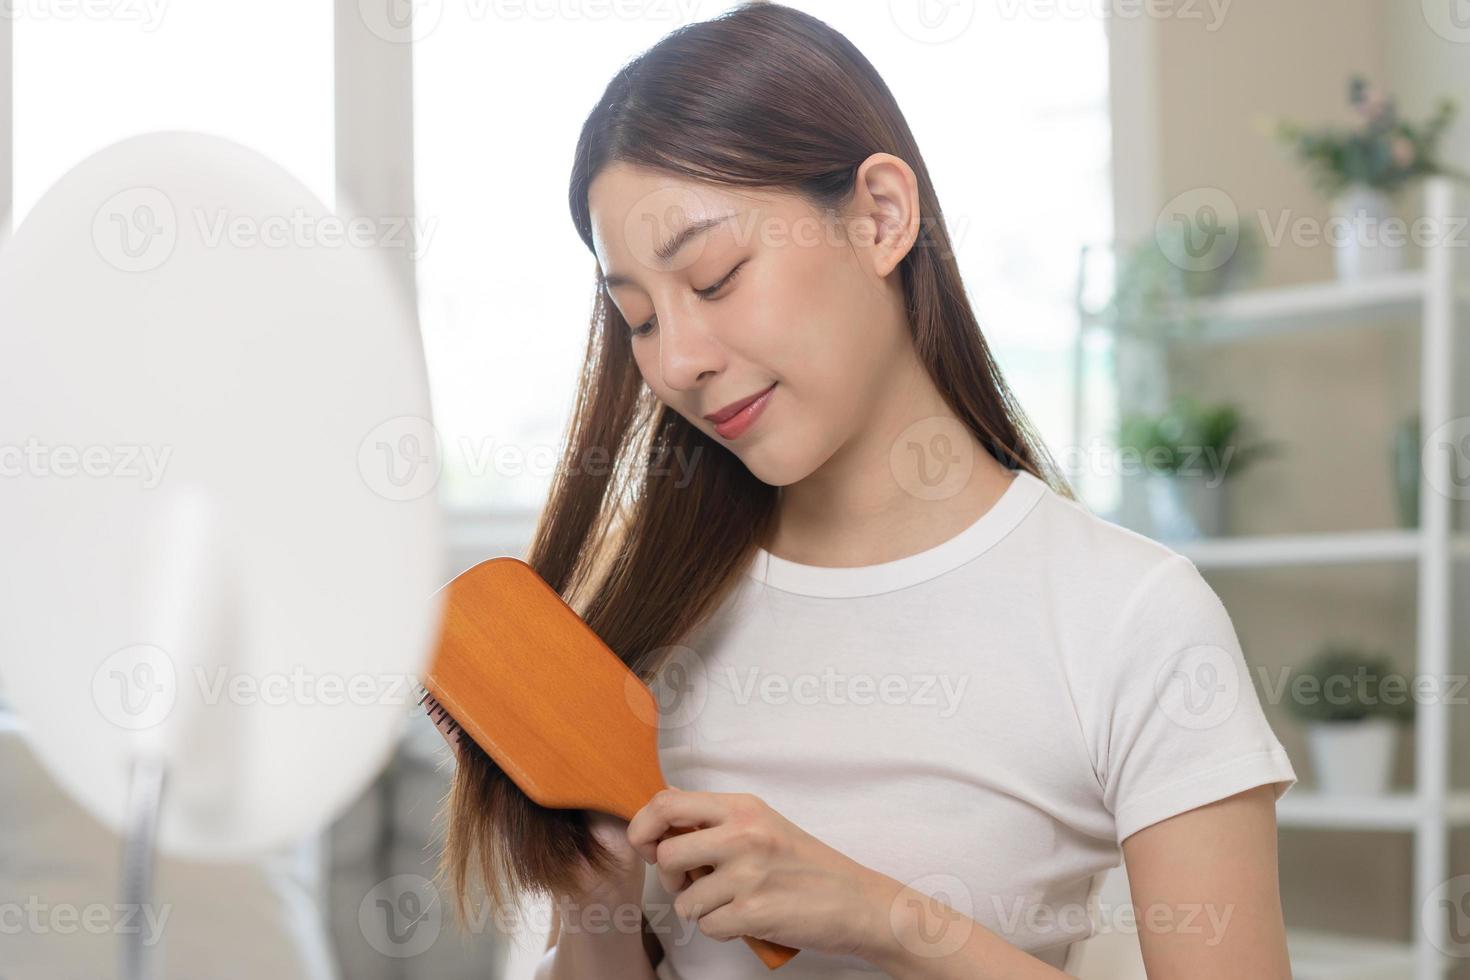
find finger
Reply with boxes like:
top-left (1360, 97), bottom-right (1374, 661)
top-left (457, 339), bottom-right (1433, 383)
top-left (657, 848), bottom-right (690, 895)
top-left (654, 824), bottom-right (738, 882)
top-left (627, 789), bottom-right (731, 860)
top-left (689, 898), bottom-right (752, 943)
top-left (670, 865), bottom-right (738, 926)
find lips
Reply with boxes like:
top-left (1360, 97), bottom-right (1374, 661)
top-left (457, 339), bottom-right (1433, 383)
top-left (704, 382), bottom-right (777, 424)
top-left (705, 382), bottom-right (777, 440)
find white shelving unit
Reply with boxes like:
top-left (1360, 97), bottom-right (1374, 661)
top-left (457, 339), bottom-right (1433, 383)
top-left (1074, 177), bottom-right (1466, 980)
top-left (1287, 929), bottom-right (1418, 980)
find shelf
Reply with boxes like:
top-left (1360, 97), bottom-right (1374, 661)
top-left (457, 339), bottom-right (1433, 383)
top-left (1287, 928), bottom-right (1417, 980)
top-left (1277, 790), bottom-right (1470, 832)
top-left (1170, 529), bottom-right (1435, 569)
top-left (1187, 271), bottom-right (1428, 343)
top-left (1082, 269), bottom-right (1470, 344)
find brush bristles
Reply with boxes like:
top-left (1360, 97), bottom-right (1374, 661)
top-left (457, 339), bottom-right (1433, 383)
top-left (419, 686), bottom-right (465, 751)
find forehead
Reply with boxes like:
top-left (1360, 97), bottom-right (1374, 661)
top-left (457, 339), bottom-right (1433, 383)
top-left (588, 162), bottom-right (792, 278)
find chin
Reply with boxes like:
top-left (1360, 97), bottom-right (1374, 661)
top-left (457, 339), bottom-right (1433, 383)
top-left (729, 435), bottom-right (826, 489)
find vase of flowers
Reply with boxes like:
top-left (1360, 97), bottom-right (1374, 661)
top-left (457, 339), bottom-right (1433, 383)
top-left (1331, 183), bottom-right (1400, 279)
top-left (1286, 644), bottom-right (1414, 796)
top-left (1272, 77), bottom-right (1460, 281)
top-left (1119, 398), bottom-right (1276, 540)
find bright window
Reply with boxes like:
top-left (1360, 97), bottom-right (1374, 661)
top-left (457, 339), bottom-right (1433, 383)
top-left (13, 3), bottom-right (333, 225)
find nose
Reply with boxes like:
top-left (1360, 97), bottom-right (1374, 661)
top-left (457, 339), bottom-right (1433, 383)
top-left (655, 305), bottom-right (723, 393)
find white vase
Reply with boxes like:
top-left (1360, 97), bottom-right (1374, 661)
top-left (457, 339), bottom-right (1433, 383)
top-left (1330, 185), bottom-right (1406, 281)
top-left (1306, 718), bottom-right (1398, 795)
top-left (1146, 474), bottom-right (1226, 540)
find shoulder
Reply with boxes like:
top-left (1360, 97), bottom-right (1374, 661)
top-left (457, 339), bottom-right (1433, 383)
top-left (1020, 477), bottom-right (1209, 610)
top-left (1015, 480), bottom-right (1233, 670)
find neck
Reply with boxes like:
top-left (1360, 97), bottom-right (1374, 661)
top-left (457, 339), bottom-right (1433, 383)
top-left (766, 352), bottom-right (1019, 568)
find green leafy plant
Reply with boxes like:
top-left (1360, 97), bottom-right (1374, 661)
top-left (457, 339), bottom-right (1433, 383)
top-left (1271, 76), bottom-right (1462, 198)
top-left (1119, 397), bottom-right (1277, 483)
top-left (1155, 216), bottom-right (1262, 300)
top-left (1285, 644), bottom-right (1416, 724)
top-left (1098, 224), bottom-right (1261, 341)
top-left (1391, 412), bottom-right (1421, 529)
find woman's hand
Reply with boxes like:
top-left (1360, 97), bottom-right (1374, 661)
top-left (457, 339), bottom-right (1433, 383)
top-left (625, 787), bottom-right (903, 961)
top-left (568, 811), bottom-right (649, 906)
top-left (542, 812), bottom-right (662, 980)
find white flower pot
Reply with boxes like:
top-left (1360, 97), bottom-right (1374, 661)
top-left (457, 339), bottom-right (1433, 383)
top-left (1331, 185), bottom-right (1406, 281)
top-left (1306, 718), bottom-right (1398, 795)
top-left (1146, 474), bottom-right (1226, 540)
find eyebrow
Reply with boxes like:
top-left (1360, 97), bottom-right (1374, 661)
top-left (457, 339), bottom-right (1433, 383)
top-left (600, 212), bottom-right (737, 291)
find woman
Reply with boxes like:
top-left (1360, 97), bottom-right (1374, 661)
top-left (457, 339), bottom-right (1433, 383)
top-left (437, 4), bottom-right (1298, 978)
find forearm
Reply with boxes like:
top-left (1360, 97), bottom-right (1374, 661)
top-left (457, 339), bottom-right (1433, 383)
top-left (860, 879), bottom-right (1072, 980)
top-left (535, 904), bottom-right (659, 980)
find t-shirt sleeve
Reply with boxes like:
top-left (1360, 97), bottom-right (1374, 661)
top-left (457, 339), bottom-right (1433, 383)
top-left (1096, 553), bottom-right (1297, 844)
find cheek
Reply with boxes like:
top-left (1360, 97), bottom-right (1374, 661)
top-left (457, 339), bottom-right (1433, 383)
top-left (759, 263), bottom-right (878, 403)
top-left (630, 343), bottom-right (674, 398)
top-left (741, 257), bottom-right (842, 375)
top-left (630, 343), bottom-right (655, 388)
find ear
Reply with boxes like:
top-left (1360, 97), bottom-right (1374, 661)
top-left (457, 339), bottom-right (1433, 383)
top-left (848, 152), bottom-right (922, 279)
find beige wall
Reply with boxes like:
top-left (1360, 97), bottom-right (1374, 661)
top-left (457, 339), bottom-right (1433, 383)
top-left (1156, 0), bottom-right (1387, 286)
top-left (1111, 0), bottom-right (1469, 956)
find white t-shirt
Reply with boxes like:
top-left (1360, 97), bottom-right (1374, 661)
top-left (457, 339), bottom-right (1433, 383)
top-left (644, 468), bottom-right (1297, 979)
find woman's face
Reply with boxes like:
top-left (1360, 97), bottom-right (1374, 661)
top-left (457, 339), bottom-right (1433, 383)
top-left (586, 158), bottom-right (917, 488)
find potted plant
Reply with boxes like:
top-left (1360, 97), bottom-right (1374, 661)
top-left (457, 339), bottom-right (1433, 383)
top-left (1391, 411), bottom-right (1420, 529)
top-left (1271, 76), bottom-right (1460, 281)
top-left (1119, 397), bottom-right (1276, 539)
top-left (1094, 224), bottom-right (1261, 343)
top-left (1285, 644), bottom-right (1414, 795)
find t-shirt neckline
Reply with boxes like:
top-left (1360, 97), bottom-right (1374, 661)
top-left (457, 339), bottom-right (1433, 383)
top-left (746, 468), bottom-right (1047, 598)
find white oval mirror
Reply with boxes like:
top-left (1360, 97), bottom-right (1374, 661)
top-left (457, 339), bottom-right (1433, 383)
top-left (0, 131), bottom-right (445, 861)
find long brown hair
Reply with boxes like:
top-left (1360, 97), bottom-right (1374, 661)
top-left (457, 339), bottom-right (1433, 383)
top-left (439, 0), bottom-right (1072, 925)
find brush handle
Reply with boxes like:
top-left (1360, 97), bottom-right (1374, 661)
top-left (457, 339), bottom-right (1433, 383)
top-left (665, 825), bottom-right (799, 969)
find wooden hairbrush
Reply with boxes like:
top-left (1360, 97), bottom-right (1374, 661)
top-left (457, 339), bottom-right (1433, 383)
top-left (417, 555), bottom-right (799, 970)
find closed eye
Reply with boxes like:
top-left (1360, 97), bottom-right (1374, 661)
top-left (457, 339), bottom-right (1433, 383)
top-left (631, 260), bottom-right (747, 338)
top-left (695, 259), bottom-right (746, 301)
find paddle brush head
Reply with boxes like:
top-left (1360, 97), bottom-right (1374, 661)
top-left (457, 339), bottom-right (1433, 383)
top-left (417, 556), bottom-right (669, 821)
